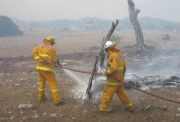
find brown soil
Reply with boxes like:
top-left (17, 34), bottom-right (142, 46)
top-left (0, 30), bottom-right (179, 122)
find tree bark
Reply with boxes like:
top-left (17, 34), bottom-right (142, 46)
top-left (127, 0), bottom-right (145, 50)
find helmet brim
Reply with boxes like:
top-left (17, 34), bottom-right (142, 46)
top-left (104, 42), bottom-right (116, 49)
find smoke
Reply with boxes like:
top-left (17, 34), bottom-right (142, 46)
top-left (63, 69), bottom-right (87, 86)
top-left (63, 68), bottom-right (106, 102)
top-left (126, 50), bottom-right (180, 77)
top-left (63, 48), bottom-right (180, 102)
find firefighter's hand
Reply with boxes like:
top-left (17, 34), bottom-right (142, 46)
top-left (103, 72), bottom-right (106, 76)
top-left (103, 71), bottom-right (107, 76)
top-left (57, 60), bottom-right (62, 66)
top-left (57, 63), bottom-right (62, 66)
top-left (99, 70), bottom-right (106, 76)
top-left (41, 60), bottom-right (49, 65)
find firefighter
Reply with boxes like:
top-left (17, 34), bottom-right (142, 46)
top-left (99, 41), bottom-right (134, 112)
top-left (32, 36), bottom-right (64, 106)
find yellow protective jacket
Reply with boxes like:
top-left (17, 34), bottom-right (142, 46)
top-left (104, 47), bottom-right (126, 85)
top-left (32, 40), bottom-right (57, 72)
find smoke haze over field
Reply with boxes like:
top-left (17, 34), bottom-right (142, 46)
top-left (0, 0), bottom-right (179, 22)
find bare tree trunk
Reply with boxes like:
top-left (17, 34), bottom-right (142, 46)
top-left (86, 20), bottom-right (119, 99)
top-left (100, 20), bottom-right (119, 68)
top-left (127, 0), bottom-right (145, 50)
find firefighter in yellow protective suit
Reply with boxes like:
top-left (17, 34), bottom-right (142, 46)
top-left (100, 41), bottom-right (134, 112)
top-left (32, 36), bottom-right (63, 106)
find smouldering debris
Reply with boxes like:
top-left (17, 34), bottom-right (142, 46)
top-left (50, 114), bottom-right (57, 117)
top-left (72, 117), bottom-right (76, 120)
top-left (42, 112), bottom-right (47, 116)
top-left (17, 78), bottom-right (30, 82)
top-left (18, 104), bottom-right (32, 109)
top-left (14, 83), bottom-right (20, 87)
top-left (32, 113), bottom-right (38, 118)
top-left (9, 116), bottom-right (15, 120)
top-left (142, 105), bottom-right (151, 112)
top-left (178, 108), bottom-right (180, 112)
top-left (176, 113), bottom-right (180, 117)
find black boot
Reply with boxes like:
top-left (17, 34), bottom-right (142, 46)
top-left (54, 101), bottom-right (64, 106)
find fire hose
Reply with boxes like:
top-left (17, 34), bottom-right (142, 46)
top-left (54, 64), bottom-right (180, 105)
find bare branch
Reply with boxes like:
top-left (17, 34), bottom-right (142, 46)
top-left (104, 19), bottom-right (119, 42)
top-left (86, 20), bottom-right (119, 99)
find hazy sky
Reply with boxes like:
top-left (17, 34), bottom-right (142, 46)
top-left (0, 0), bottom-right (179, 22)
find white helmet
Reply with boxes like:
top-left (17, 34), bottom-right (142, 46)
top-left (104, 41), bottom-right (116, 49)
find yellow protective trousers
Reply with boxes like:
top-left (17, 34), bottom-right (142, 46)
top-left (100, 82), bottom-right (133, 110)
top-left (37, 70), bottom-right (61, 103)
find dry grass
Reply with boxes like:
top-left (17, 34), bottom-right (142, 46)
top-left (0, 30), bottom-right (180, 122)
top-left (0, 30), bottom-right (180, 57)
top-left (0, 60), bottom-right (179, 122)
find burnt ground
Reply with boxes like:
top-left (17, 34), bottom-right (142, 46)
top-left (0, 48), bottom-right (180, 122)
top-left (0, 30), bottom-right (180, 121)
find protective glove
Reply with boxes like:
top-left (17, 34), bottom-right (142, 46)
top-left (99, 70), bottom-right (106, 76)
top-left (103, 71), bottom-right (107, 76)
top-left (57, 59), bottom-right (62, 66)
top-left (41, 60), bottom-right (49, 65)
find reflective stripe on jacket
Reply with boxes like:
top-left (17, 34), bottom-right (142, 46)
top-left (39, 53), bottom-right (51, 59)
top-left (106, 81), bottom-right (122, 86)
top-left (36, 66), bottom-right (54, 72)
top-left (32, 41), bottom-right (57, 72)
top-left (105, 47), bottom-right (126, 82)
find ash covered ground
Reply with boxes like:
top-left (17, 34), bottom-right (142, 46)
top-left (0, 31), bottom-right (179, 121)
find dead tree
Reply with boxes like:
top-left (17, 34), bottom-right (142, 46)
top-left (127, 0), bottom-right (145, 50)
top-left (86, 20), bottom-right (119, 99)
